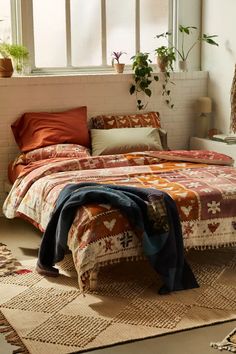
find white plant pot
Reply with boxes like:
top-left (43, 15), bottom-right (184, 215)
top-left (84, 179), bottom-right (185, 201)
top-left (179, 60), bottom-right (188, 72)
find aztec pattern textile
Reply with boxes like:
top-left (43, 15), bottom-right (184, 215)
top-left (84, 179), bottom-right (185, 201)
top-left (231, 64), bottom-right (236, 133)
top-left (3, 150), bottom-right (236, 291)
top-left (0, 248), bottom-right (236, 354)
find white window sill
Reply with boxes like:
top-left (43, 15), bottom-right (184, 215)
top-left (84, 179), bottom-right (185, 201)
top-left (0, 70), bottom-right (208, 87)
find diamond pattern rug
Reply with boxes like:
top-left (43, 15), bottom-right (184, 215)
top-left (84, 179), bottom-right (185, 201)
top-left (0, 247), bottom-right (236, 354)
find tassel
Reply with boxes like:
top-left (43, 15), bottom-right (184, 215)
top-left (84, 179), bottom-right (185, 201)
top-left (0, 311), bottom-right (29, 353)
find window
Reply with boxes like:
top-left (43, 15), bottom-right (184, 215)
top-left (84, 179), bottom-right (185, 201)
top-left (2, 0), bottom-right (173, 73)
top-left (33, 0), bottom-right (67, 67)
top-left (0, 0), bottom-right (12, 42)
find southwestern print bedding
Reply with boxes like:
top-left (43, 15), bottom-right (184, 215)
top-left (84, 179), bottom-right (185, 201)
top-left (3, 149), bottom-right (236, 291)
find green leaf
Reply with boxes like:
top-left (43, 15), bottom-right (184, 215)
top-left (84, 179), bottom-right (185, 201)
top-left (179, 25), bottom-right (197, 35)
top-left (144, 88), bottom-right (152, 97)
top-left (205, 38), bottom-right (219, 46)
top-left (140, 81), bottom-right (148, 90)
top-left (129, 85), bottom-right (135, 95)
top-left (138, 103), bottom-right (144, 110)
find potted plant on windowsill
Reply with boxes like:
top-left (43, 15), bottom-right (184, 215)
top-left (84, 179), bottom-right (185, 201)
top-left (0, 42), bottom-right (29, 77)
top-left (155, 25), bottom-right (219, 72)
top-left (111, 51), bottom-right (126, 73)
top-left (155, 45), bottom-right (175, 72)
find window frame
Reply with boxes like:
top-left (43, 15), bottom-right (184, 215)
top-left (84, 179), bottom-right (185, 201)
top-left (14, 0), bottom-right (177, 74)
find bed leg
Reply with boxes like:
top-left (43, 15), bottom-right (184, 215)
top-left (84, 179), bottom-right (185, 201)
top-left (89, 269), bottom-right (98, 290)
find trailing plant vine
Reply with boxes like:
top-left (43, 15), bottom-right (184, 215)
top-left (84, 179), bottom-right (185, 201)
top-left (161, 71), bottom-right (175, 109)
top-left (129, 52), bottom-right (159, 110)
top-left (154, 45), bottom-right (176, 108)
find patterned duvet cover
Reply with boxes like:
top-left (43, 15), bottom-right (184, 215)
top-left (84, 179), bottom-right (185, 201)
top-left (3, 149), bottom-right (236, 290)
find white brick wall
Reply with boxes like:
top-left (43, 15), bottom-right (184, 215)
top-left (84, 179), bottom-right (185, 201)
top-left (0, 71), bottom-right (208, 210)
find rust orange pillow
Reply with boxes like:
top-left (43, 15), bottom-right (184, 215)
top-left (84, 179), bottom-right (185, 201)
top-left (91, 111), bottom-right (161, 129)
top-left (11, 106), bottom-right (90, 152)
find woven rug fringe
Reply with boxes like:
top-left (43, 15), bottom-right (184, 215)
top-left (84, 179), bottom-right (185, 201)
top-left (210, 327), bottom-right (236, 353)
top-left (0, 311), bottom-right (29, 354)
top-left (210, 341), bottom-right (236, 353)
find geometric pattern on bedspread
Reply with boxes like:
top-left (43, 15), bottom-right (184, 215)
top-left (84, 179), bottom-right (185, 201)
top-left (3, 152), bottom-right (236, 292)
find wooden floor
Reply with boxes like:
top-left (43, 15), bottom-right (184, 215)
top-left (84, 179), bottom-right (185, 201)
top-left (0, 217), bottom-right (235, 354)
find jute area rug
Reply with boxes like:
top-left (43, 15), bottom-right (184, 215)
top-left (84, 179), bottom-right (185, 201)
top-left (0, 245), bottom-right (236, 354)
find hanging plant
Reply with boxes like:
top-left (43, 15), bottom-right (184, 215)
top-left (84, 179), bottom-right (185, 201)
top-left (160, 71), bottom-right (175, 109)
top-left (154, 45), bottom-right (176, 108)
top-left (129, 52), bottom-right (159, 110)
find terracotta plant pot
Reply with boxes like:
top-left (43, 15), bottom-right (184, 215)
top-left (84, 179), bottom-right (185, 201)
top-left (114, 63), bottom-right (125, 74)
top-left (157, 57), bottom-right (168, 72)
top-left (0, 58), bottom-right (14, 77)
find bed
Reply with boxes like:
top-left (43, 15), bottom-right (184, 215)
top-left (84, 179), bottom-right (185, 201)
top-left (3, 107), bottom-right (236, 292)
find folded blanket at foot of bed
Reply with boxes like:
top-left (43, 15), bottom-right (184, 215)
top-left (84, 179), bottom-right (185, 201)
top-left (37, 182), bottom-right (199, 294)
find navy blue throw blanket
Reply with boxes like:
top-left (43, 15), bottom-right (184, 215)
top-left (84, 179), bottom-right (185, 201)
top-left (37, 183), bottom-right (199, 294)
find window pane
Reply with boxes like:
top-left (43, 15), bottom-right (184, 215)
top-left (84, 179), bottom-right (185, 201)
top-left (106, 0), bottom-right (135, 65)
top-left (71, 0), bottom-right (101, 67)
top-left (0, 0), bottom-right (12, 42)
top-left (33, 0), bottom-right (66, 67)
top-left (140, 0), bottom-right (169, 63)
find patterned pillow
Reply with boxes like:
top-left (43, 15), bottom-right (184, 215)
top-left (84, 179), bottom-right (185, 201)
top-left (91, 111), bottom-right (161, 129)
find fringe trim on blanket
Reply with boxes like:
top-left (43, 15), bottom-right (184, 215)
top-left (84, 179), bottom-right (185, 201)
top-left (185, 241), bottom-right (236, 251)
top-left (0, 310), bottom-right (29, 353)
